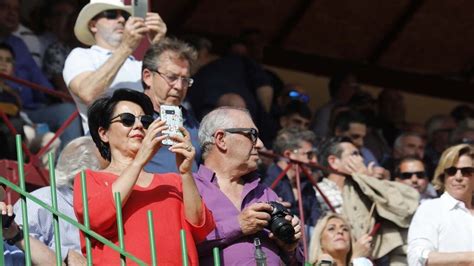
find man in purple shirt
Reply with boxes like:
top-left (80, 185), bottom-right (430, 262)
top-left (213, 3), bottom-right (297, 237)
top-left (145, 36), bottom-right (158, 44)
top-left (194, 107), bottom-right (303, 265)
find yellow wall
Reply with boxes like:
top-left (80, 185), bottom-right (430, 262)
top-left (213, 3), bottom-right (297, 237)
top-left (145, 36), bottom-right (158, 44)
top-left (267, 66), bottom-right (474, 124)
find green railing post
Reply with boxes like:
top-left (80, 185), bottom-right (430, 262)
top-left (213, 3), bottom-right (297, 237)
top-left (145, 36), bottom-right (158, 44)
top-left (48, 152), bottom-right (63, 265)
top-left (147, 210), bottom-right (157, 266)
top-left (80, 171), bottom-right (93, 265)
top-left (0, 178), bottom-right (147, 265)
top-left (0, 215), bottom-right (4, 266)
top-left (180, 229), bottom-right (189, 266)
top-left (114, 192), bottom-right (126, 266)
top-left (213, 247), bottom-right (221, 266)
top-left (16, 135), bottom-right (31, 266)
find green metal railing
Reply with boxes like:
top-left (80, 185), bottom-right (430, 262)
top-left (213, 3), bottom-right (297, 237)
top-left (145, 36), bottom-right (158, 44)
top-left (0, 135), bottom-right (222, 265)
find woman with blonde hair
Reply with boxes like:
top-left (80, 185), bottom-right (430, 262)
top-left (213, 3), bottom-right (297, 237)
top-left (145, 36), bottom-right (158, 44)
top-left (408, 143), bottom-right (474, 266)
top-left (309, 212), bottom-right (373, 266)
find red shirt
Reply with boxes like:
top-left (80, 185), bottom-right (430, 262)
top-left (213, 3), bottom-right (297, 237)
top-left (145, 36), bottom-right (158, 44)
top-left (73, 169), bottom-right (215, 265)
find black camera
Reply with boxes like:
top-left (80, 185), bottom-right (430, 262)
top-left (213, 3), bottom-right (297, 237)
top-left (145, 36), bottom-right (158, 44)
top-left (267, 201), bottom-right (295, 244)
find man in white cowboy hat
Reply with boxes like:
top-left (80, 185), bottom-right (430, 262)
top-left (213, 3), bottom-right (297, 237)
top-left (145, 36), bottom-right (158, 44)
top-left (63, 0), bottom-right (167, 134)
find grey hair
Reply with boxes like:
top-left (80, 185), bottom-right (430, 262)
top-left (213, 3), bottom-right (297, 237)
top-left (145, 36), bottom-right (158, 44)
top-left (198, 107), bottom-right (251, 160)
top-left (142, 37), bottom-right (197, 89)
top-left (273, 127), bottom-right (315, 155)
top-left (393, 132), bottom-right (423, 152)
top-left (55, 136), bottom-right (101, 188)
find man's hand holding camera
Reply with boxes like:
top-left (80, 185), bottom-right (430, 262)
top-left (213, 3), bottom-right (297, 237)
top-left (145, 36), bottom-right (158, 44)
top-left (238, 201), bottom-right (301, 253)
top-left (238, 202), bottom-right (272, 235)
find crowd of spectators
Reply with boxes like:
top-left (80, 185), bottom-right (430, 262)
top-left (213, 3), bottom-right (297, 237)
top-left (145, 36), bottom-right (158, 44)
top-left (0, 0), bottom-right (473, 265)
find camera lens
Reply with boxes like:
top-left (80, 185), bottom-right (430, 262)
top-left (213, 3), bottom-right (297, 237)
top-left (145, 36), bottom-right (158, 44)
top-left (270, 216), bottom-right (295, 243)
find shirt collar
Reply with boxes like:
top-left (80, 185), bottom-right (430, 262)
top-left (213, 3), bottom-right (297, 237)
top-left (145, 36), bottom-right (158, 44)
top-left (91, 45), bottom-right (137, 60)
top-left (441, 192), bottom-right (467, 210)
top-left (196, 164), bottom-right (260, 186)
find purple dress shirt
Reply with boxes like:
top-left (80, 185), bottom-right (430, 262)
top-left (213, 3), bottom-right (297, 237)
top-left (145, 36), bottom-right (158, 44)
top-left (194, 165), bottom-right (304, 265)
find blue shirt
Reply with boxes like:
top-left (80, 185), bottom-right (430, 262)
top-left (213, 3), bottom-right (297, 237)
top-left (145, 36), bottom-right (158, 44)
top-left (3, 243), bottom-right (25, 265)
top-left (2, 35), bottom-right (53, 109)
top-left (262, 163), bottom-right (322, 228)
top-left (144, 106), bottom-right (201, 173)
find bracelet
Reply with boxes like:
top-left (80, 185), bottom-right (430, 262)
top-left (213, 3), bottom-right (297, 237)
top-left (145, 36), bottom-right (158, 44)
top-left (5, 225), bottom-right (24, 246)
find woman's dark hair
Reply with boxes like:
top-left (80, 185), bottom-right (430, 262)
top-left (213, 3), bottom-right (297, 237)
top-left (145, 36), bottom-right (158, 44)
top-left (87, 89), bottom-right (154, 161)
top-left (0, 43), bottom-right (16, 59)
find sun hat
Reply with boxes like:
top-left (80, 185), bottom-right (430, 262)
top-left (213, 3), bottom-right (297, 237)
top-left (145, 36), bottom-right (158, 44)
top-left (74, 0), bottom-right (132, 46)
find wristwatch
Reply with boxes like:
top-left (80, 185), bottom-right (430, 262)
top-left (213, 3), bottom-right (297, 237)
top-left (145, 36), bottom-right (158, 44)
top-left (5, 225), bottom-right (24, 246)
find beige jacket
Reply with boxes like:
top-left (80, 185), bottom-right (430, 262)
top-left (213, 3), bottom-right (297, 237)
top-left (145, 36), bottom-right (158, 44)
top-left (342, 173), bottom-right (419, 264)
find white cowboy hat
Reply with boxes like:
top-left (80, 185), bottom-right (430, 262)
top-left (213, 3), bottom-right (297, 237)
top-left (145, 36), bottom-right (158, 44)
top-left (74, 0), bottom-right (132, 46)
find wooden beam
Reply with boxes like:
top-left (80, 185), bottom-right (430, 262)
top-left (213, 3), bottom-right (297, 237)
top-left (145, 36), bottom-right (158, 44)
top-left (368, 0), bottom-right (425, 63)
top-left (180, 31), bottom-right (473, 103)
top-left (264, 46), bottom-right (473, 102)
top-left (271, 0), bottom-right (315, 45)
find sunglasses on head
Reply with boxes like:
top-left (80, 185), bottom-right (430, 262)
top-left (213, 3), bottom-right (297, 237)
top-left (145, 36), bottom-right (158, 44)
top-left (96, 9), bottom-right (130, 21)
top-left (288, 90), bottom-right (310, 103)
top-left (224, 128), bottom-right (259, 144)
top-left (399, 171), bottom-right (426, 180)
top-left (444, 166), bottom-right (474, 177)
top-left (110, 113), bottom-right (154, 129)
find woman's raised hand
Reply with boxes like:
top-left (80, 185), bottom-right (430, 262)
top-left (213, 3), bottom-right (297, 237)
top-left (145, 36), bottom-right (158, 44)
top-left (169, 126), bottom-right (195, 175)
top-left (134, 118), bottom-right (168, 165)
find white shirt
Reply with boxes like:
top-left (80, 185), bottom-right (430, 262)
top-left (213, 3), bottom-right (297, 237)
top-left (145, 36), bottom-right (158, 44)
top-left (13, 24), bottom-right (54, 68)
top-left (63, 45), bottom-right (143, 134)
top-left (407, 192), bottom-right (474, 266)
top-left (315, 178), bottom-right (344, 214)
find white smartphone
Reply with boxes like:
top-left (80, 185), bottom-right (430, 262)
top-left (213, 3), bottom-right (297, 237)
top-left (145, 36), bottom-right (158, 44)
top-left (132, 0), bottom-right (148, 19)
top-left (160, 105), bottom-right (183, 145)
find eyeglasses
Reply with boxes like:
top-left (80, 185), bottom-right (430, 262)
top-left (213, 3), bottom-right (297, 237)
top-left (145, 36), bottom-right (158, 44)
top-left (444, 166), bottom-right (474, 177)
top-left (288, 90), bottom-right (310, 103)
top-left (224, 128), bottom-right (259, 144)
top-left (399, 171), bottom-right (426, 180)
top-left (110, 112), bottom-right (154, 129)
top-left (95, 9), bottom-right (130, 21)
top-left (151, 70), bottom-right (194, 87)
top-left (292, 149), bottom-right (316, 160)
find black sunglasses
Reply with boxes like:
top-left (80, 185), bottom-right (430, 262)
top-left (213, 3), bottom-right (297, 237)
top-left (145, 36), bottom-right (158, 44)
top-left (399, 171), bottom-right (426, 180)
top-left (444, 166), bottom-right (474, 177)
top-left (110, 113), bottom-right (154, 129)
top-left (224, 128), bottom-right (259, 144)
top-left (96, 9), bottom-right (130, 21)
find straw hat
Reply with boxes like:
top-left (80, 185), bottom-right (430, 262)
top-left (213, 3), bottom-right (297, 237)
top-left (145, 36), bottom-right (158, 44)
top-left (74, 0), bottom-right (132, 46)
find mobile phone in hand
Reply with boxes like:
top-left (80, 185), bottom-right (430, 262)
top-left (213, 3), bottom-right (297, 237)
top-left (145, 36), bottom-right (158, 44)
top-left (160, 105), bottom-right (184, 145)
top-left (132, 0), bottom-right (148, 19)
top-left (2, 213), bottom-right (15, 229)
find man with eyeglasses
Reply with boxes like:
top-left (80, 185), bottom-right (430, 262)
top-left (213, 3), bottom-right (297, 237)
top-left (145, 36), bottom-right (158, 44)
top-left (316, 136), bottom-right (419, 265)
top-left (394, 156), bottom-right (437, 203)
top-left (140, 37), bottom-right (201, 173)
top-left (193, 107), bottom-right (304, 265)
top-left (63, 0), bottom-right (166, 134)
top-left (261, 127), bottom-right (321, 241)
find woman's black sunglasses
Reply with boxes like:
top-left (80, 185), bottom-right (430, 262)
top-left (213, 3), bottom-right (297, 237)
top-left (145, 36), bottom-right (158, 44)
top-left (444, 166), bottom-right (474, 177)
top-left (110, 113), bottom-right (154, 129)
